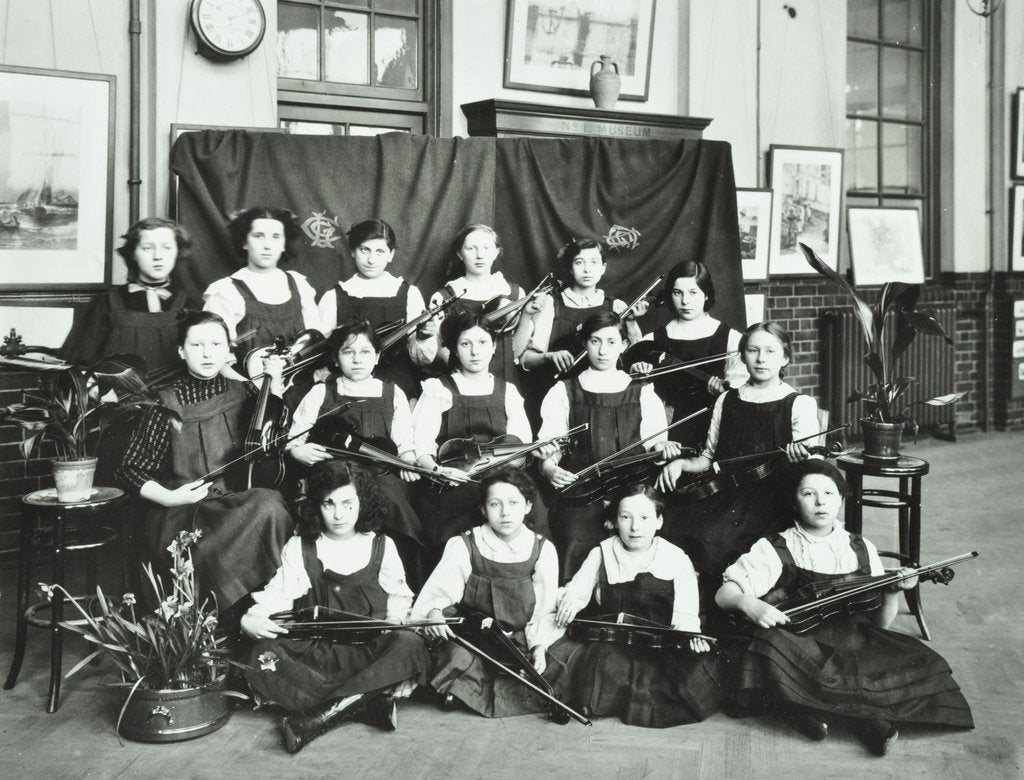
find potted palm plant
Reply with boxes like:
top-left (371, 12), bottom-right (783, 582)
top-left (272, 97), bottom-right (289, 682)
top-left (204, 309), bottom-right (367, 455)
top-left (799, 243), bottom-right (966, 461)
top-left (40, 530), bottom-right (247, 742)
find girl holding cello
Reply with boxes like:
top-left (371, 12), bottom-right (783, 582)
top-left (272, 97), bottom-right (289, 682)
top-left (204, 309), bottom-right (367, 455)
top-left (241, 459), bottom-right (431, 754)
top-left (115, 311), bottom-right (294, 622)
top-left (716, 459), bottom-right (973, 755)
top-left (538, 310), bottom-right (679, 580)
top-left (555, 483), bottom-right (721, 728)
top-left (286, 319), bottom-right (427, 585)
top-left (317, 219), bottom-right (438, 401)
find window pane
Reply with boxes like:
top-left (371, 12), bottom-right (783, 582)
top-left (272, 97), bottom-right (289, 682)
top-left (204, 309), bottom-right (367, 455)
top-left (881, 48), bottom-right (923, 121)
top-left (348, 125), bottom-right (410, 136)
top-left (846, 117), bottom-right (878, 193)
top-left (847, 42), bottom-right (878, 116)
top-left (882, 123), bottom-right (923, 194)
top-left (326, 10), bottom-right (370, 84)
top-left (848, 0), bottom-right (878, 39)
top-left (281, 120), bottom-right (347, 135)
top-left (278, 2), bottom-right (319, 80)
top-left (373, 16), bottom-right (417, 88)
top-left (374, 0), bottom-right (417, 13)
top-left (882, 0), bottom-right (923, 46)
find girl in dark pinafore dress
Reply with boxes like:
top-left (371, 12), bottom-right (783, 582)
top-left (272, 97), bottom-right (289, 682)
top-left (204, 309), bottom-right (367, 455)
top-left (716, 460), bottom-right (973, 755)
top-left (412, 469), bottom-right (575, 718)
top-left (242, 460), bottom-right (430, 754)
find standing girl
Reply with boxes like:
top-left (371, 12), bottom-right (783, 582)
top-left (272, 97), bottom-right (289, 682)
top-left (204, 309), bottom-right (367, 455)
top-left (203, 206), bottom-right (320, 363)
top-left (115, 311), bottom-right (294, 619)
top-left (715, 460), bottom-right (973, 755)
top-left (555, 483), bottom-right (721, 728)
top-left (241, 460), bottom-right (431, 754)
top-left (629, 261), bottom-right (747, 450)
top-left (287, 319), bottom-right (426, 584)
top-left (62, 217), bottom-right (194, 370)
top-left (317, 219), bottom-right (438, 400)
top-left (538, 310), bottom-right (678, 580)
top-left (428, 223), bottom-right (544, 388)
top-left (412, 468), bottom-right (573, 718)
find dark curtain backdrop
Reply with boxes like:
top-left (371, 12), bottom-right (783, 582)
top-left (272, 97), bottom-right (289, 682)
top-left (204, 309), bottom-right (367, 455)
top-left (170, 131), bottom-right (743, 330)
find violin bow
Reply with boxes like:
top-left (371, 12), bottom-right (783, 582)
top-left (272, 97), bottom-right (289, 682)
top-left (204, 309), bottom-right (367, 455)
top-left (709, 425), bottom-right (851, 470)
top-left (318, 439), bottom-right (475, 485)
top-left (378, 291), bottom-right (466, 352)
top-left (631, 351), bottom-right (739, 382)
top-left (466, 423), bottom-right (590, 478)
top-left (557, 406), bottom-right (710, 490)
top-left (569, 616), bottom-right (719, 647)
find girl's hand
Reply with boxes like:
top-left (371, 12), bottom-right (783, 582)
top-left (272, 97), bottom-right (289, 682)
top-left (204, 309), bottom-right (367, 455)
top-left (437, 466), bottom-right (473, 485)
top-left (524, 295), bottom-right (549, 316)
top-left (531, 646), bottom-right (547, 675)
top-left (706, 376), bottom-right (726, 394)
top-left (533, 441), bottom-right (561, 461)
top-left (423, 608), bottom-right (454, 640)
top-left (652, 440), bottom-right (684, 461)
top-left (785, 442), bottom-right (811, 462)
top-left (262, 354), bottom-right (286, 381)
top-left (241, 613), bottom-right (288, 641)
top-left (688, 637), bottom-right (711, 654)
top-left (399, 469), bottom-right (421, 483)
top-left (417, 316), bottom-right (441, 338)
top-left (891, 567), bottom-right (919, 591)
top-left (629, 360), bottom-right (654, 375)
top-left (625, 300), bottom-right (650, 320)
top-left (555, 593), bottom-right (583, 628)
top-left (741, 596), bottom-right (790, 629)
top-left (163, 479), bottom-right (211, 507)
top-left (542, 461), bottom-right (577, 488)
top-left (289, 442), bottom-right (332, 466)
top-left (655, 460), bottom-right (685, 492)
top-left (548, 350), bottom-right (576, 373)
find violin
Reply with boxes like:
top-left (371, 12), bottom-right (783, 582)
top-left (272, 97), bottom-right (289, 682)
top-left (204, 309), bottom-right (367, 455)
top-left (436, 423), bottom-right (589, 478)
top-left (670, 425), bottom-right (851, 503)
top-left (481, 273), bottom-right (564, 335)
top-left (317, 430), bottom-right (471, 487)
top-left (270, 605), bottom-right (464, 643)
top-left (567, 613), bottom-right (718, 654)
top-left (243, 336), bottom-right (293, 489)
top-left (244, 328), bottom-right (328, 383)
top-left (374, 293), bottom-right (465, 356)
top-left (622, 343), bottom-right (735, 391)
top-left (764, 551), bottom-right (979, 634)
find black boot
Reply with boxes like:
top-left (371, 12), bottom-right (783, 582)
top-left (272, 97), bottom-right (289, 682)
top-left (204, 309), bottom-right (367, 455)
top-left (280, 694), bottom-right (366, 754)
top-left (359, 694), bottom-right (398, 731)
top-left (860, 719), bottom-right (899, 756)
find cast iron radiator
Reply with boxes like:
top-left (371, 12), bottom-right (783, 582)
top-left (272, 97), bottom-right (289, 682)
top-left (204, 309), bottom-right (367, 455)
top-left (820, 304), bottom-right (957, 440)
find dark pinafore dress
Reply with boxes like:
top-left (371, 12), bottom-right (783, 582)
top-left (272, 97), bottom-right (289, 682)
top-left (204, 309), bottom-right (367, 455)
top-left (334, 280), bottom-right (421, 400)
top-left (415, 375), bottom-right (550, 553)
top-left (664, 389), bottom-right (800, 586)
top-left (570, 544), bottom-right (722, 728)
top-left (730, 534), bottom-right (974, 728)
top-left (550, 378), bottom-right (643, 581)
top-left (231, 272), bottom-right (306, 362)
top-left (146, 380), bottom-right (293, 610)
top-left (311, 378), bottom-right (426, 585)
top-left (651, 321), bottom-right (731, 449)
top-left (429, 531), bottom-right (575, 717)
top-left (105, 288), bottom-right (190, 371)
top-left (245, 534), bottom-right (431, 712)
top-left (439, 281), bottom-right (524, 388)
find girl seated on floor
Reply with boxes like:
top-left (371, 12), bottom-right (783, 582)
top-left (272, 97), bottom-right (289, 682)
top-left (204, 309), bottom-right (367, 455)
top-left (715, 459), bottom-right (974, 756)
top-left (241, 459), bottom-right (431, 754)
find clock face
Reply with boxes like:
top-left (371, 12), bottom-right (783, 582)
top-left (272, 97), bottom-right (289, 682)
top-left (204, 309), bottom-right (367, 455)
top-left (192, 0), bottom-right (266, 59)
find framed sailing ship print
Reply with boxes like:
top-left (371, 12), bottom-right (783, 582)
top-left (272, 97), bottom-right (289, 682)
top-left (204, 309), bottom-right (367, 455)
top-left (0, 65), bottom-right (115, 291)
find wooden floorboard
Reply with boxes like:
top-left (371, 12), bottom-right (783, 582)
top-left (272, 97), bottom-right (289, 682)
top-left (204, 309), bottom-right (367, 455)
top-left (0, 432), bottom-right (1021, 779)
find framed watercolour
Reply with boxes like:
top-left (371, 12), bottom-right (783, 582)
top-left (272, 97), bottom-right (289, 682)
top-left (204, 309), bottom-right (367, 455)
top-left (504, 0), bottom-right (656, 101)
top-left (744, 293), bottom-right (766, 327)
top-left (736, 188), bottom-right (772, 282)
top-left (767, 145), bottom-right (843, 276)
top-left (1012, 185), bottom-right (1024, 272)
top-left (847, 206), bottom-right (925, 286)
top-left (0, 65), bottom-right (115, 291)
top-left (1013, 88), bottom-right (1024, 180)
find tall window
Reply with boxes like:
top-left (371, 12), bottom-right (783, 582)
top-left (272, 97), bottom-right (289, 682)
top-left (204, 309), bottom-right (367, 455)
top-left (846, 0), bottom-right (937, 274)
top-left (277, 1), bottom-right (439, 135)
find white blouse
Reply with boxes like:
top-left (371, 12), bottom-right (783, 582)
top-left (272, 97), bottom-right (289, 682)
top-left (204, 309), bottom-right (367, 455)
top-left (202, 268), bottom-right (320, 339)
top-left (410, 525), bottom-right (563, 650)
top-left (248, 533), bottom-right (414, 622)
top-left (722, 525), bottom-right (885, 598)
top-left (287, 377), bottom-right (415, 458)
top-left (701, 381), bottom-right (819, 460)
top-left (638, 316), bottom-right (748, 389)
top-left (428, 271), bottom-right (524, 308)
top-left (318, 272), bottom-right (427, 333)
top-left (561, 537), bottom-right (701, 632)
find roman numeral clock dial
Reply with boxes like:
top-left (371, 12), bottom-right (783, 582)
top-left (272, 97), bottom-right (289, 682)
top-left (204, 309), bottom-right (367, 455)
top-left (190, 0), bottom-right (266, 62)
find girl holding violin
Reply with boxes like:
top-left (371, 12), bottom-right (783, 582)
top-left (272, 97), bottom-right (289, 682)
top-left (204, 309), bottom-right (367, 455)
top-left (412, 310), bottom-right (551, 551)
top-left (115, 311), bottom-right (294, 621)
top-left (413, 468), bottom-right (574, 718)
top-left (317, 219), bottom-right (438, 400)
top-left (428, 223), bottom-right (546, 388)
top-left (715, 460), bottom-right (973, 755)
top-left (555, 483), bottom-right (721, 728)
top-left (203, 207), bottom-right (320, 364)
top-left (629, 261), bottom-right (747, 449)
top-left (655, 321), bottom-right (819, 586)
top-left (287, 319), bottom-right (427, 585)
top-left (538, 310), bottom-right (680, 580)
top-left (241, 460), bottom-right (431, 754)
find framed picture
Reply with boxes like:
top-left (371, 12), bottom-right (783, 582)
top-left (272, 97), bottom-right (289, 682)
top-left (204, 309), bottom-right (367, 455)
top-left (847, 206), bottom-right (925, 286)
top-left (0, 65), bottom-right (115, 291)
top-left (0, 297), bottom-right (83, 349)
top-left (767, 145), bottom-right (844, 276)
top-left (1013, 89), bottom-right (1024, 180)
top-left (504, 0), bottom-right (656, 101)
top-left (1012, 185), bottom-right (1024, 272)
top-left (744, 293), bottom-right (766, 327)
top-left (736, 188), bottom-right (773, 282)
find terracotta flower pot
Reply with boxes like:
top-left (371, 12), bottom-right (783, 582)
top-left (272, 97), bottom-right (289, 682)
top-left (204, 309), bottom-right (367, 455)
top-left (52, 457), bottom-right (98, 502)
top-left (860, 419), bottom-right (904, 463)
top-left (119, 682), bottom-right (230, 743)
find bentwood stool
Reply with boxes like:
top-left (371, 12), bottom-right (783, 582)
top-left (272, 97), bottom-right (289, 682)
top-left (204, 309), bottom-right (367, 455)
top-left (4, 486), bottom-right (126, 712)
top-left (837, 454), bottom-right (931, 640)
